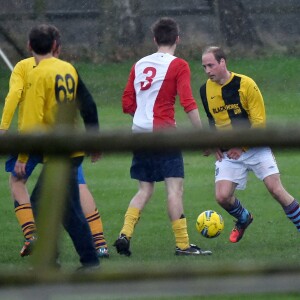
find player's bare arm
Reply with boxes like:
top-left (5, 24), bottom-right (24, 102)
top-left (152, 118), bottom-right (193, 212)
top-left (186, 109), bottom-right (202, 129)
top-left (203, 147), bottom-right (224, 161)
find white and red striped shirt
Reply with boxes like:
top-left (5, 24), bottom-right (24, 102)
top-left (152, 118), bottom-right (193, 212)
top-left (122, 52), bottom-right (198, 132)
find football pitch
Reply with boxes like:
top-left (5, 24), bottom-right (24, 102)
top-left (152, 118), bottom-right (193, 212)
top-left (0, 56), bottom-right (299, 299)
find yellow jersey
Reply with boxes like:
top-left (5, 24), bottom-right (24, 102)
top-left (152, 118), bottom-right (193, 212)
top-left (18, 57), bottom-right (81, 162)
top-left (200, 72), bottom-right (266, 130)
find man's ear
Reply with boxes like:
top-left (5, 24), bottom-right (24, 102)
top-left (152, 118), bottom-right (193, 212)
top-left (51, 40), bottom-right (58, 53)
top-left (53, 44), bottom-right (61, 58)
top-left (176, 35), bottom-right (180, 44)
top-left (220, 58), bottom-right (226, 66)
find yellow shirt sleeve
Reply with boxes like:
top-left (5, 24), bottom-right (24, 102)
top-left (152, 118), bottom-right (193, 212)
top-left (0, 62), bottom-right (24, 130)
top-left (0, 58), bottom-right (36, 130)
top-left (240, 76), bottom-right (266, 151)
top-left (242, 77), bottom-right (266, 128)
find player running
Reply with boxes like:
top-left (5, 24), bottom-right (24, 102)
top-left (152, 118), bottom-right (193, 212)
top-left (199, 46), bottom-right (300, 242)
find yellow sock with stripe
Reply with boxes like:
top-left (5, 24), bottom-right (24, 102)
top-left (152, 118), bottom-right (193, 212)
top-left (120, 207), bottom-right (141, 239)
top-left (172, 217), bottom-right (190, 250)
top-left (85, 209), bottom-right (107, 250)
top-left (14, 203), bottom-right (36, 240)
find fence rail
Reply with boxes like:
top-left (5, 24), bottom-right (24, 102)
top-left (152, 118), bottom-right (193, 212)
top-left (1, 125), bottom-right (300, 155)
top-left (0, 263), bottom-right (299, 298)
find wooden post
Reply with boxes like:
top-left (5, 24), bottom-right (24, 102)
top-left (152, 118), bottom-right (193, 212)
top-left (31, 103), bottom-right (76, 270)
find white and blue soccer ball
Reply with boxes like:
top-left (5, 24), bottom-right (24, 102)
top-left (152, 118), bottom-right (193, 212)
top-left (196, 210), bottom-right (224, 238)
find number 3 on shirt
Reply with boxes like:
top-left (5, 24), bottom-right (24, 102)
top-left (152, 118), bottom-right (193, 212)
top-left (55, 74), bottom-right (76, 103)
top-left (140, 67), bottom-right (156, 91)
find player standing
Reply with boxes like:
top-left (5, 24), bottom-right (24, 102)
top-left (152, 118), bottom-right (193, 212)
top-left (200, 46), bottom-right (300, 242)
top-left (14, 24), bottom-right (99, 269)
top-left (114, 17), bottom-right (212, 256)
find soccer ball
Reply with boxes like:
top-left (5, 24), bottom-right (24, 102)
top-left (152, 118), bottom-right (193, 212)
top-left (196, 210), bottom-right (224, 238)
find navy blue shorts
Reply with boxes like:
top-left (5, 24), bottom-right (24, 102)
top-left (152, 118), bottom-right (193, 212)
top-left (130, 150), bottom-right (184, 182)
top-left (5, 155), bottom-right (87, 184)
top-left (5, 155), bottom-right (43, 179)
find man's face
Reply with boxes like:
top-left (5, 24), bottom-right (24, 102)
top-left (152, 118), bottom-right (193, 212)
top-left (202, 52), bottom-right (226, 83)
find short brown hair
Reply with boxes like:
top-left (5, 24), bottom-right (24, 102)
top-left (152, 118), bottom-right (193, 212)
top-left (151, 17), bottom-right (179, 46)
top-left (29, 24), bottom-right (60, 55)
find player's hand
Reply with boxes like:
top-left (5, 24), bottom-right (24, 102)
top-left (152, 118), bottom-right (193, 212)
top-left (227, 147), bottom-right (243, 160)
top-left (215, 148), bottom-right (224, 162)
top-left (90, 152), bottom-right (102, 163)
top-left (14, 160), bottom-right (27, 178)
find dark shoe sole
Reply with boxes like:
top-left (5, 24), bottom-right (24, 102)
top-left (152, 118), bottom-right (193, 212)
top-left (113, 239), bottom-right (131, 257)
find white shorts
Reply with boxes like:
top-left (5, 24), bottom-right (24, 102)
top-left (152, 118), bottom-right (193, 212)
top-left (215, 147), bottom-right (279, 190)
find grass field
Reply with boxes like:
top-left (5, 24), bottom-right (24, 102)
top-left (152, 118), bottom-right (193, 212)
top-left (0, 56), bottom-right (299, 299)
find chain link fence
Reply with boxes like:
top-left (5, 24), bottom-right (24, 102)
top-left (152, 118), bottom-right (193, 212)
top-left (0, 0), bottom-right (299, 64)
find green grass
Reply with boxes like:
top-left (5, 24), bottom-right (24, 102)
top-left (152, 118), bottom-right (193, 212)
top-left (0, 56), bottom-right (299, 299)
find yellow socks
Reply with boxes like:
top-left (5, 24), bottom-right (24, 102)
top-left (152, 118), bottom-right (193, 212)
top-left (15, 203), bottom-right (36, 240)
top-left (85, 209), bottom-right (107, 250)
top-left (120, 207), bottom-right (141, 239)
top-left (172, 217), bottom-right (189, 250)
